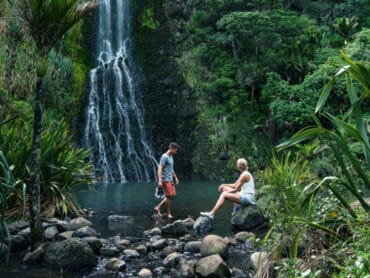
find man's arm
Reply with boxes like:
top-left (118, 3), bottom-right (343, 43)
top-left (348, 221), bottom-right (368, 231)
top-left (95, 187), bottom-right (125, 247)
top-left (158, 164), bottom-right (163, 186)
top-left (173, 171), bottom-right (179, 185)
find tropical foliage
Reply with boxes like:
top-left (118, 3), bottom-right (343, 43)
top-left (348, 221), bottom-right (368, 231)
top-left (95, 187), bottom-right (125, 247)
top-left (4, 0), bottom-right (98, 245)
top-left (255, 52), bottom-right (370, 277)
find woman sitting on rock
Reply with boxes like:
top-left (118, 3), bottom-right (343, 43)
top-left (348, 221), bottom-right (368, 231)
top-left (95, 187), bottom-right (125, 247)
top-left (200, 158), bottom-right (255, 220)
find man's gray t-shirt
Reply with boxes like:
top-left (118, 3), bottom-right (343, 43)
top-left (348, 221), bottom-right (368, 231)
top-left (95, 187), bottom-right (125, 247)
top-left (159, 153), bottom-right (174, 182)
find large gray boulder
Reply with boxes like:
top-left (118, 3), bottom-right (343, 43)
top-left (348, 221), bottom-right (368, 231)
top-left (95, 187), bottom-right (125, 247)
top-left (250, 251), bottom-right (268, 271)
top-left (67, 217), bottom-right (92, 231)
top-left (72, 226), bottom-right (98, 238)
top-left (195, 254), bottom-right (231, 277)
top-left (161, 220), bottom-right (188, 236)
top-left (7, 220), bottom-right (29, 235)
top-left (7, 235), bottom-right (28, 252)
top-left (22, 243), bottom-right (48, 264)
top-left (43, 238), bottom-right (97, 270)
top-left (231, 205), bottom-right (268, 231)
top-left (44, 226), bottom-right (59, 241)
top-left (200, 234), bottom-right (229, 258)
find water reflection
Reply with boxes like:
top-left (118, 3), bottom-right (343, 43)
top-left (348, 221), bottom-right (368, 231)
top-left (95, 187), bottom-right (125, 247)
top-left (76, 181), bottom-right (236, 237)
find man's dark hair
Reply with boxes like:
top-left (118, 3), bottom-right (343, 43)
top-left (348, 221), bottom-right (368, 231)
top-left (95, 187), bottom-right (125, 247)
top-left (169, 142), bottom-right (179, 150)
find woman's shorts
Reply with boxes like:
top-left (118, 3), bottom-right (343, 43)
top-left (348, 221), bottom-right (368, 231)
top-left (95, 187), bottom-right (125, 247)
top-left (239, 193), bottom-right (255, 206)
top-left (163, 181), bottom-right (176, 198)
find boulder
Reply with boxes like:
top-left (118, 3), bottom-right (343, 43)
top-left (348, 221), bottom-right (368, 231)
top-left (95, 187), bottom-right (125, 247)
top-left (195, 254), bottom-right (231, 277)
top-left (161, 220), bottom-right (187, 236)
top-left (182, 217), bottom-right (195, 229)
top-left (235, 231), bottom-right (255, 242)
top-left (44, 226), bottom-right (59, 241)
top-left (143, 227), bottom-right (161, 237)
top-left (250, 251), bottom-right (268, 271)
top-left (123, 249), bottom-right (140, 259)
top-left (149, 238), bottom-right (168, 251)
top-left (193, 216), bottom-right (212, 235)
top-left (57, 231), bottom-right (74, 241)
top-left (81, 236), bottom-right (102, 253)
top-left (22, 244), bottom-right (48, 264)
top-left (17, 227), bottom-right (31, 243)
top-left (99, 247), bottom-right (119, 257)
top-left (105, 257), bottom-right (126, 271)
top-left (67, 217), bottom-right (92, 231)
top-left (135, 244), bottom-right (147, 256)
top-left (231, 205), bottom-right (268, 231)
top-left (7, 220), bottom-right (29, 235)
top-left (138, 268), bottom-right (153, 278)
top-left (163, 252), bottom-right (182, 267)
top-left (43, 218), bottom-right (68, 232)
top-left (184, 241), bottom-right (202, 253)
top-left (200, 234), bottom-right (229, 258)
top-left (8, 235), bottom-right (28, 252)
top-left (72, 226), bottom-right (98, 238)
top-left (43, 238), bottom-right (97, 270)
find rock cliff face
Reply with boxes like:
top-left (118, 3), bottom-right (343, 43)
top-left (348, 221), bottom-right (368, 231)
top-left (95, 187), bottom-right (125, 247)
top-left (132, 0), bottom-right (197, 179)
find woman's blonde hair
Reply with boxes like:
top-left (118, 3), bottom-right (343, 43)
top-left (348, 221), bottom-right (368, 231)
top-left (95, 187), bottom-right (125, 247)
top-left (237, 158), bottom-right (248, 170)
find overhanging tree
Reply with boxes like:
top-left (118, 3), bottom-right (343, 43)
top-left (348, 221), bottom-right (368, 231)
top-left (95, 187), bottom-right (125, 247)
top-left (7, 0), bottom-right (99, 248)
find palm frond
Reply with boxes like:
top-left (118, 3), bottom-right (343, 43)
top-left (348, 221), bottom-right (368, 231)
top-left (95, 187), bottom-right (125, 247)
top-left (293, 217), bottom-right (343, 240)
top-left (8, 0), bottom-right (99, 54)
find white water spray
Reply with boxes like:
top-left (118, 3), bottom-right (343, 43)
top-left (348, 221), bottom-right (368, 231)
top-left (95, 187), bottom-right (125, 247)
top-left (84, 0), bottom-right (157, 183)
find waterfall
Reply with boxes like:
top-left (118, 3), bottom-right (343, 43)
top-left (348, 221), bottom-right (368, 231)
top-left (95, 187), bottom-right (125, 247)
top-left (83, 0), bottom-right (158, 183)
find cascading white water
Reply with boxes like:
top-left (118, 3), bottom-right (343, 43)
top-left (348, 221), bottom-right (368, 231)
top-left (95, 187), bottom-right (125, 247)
top-left (84, 0), bottom-right (157, 183)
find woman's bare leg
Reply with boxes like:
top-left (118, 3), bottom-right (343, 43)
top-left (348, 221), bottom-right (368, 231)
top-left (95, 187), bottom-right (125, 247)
top-left (210, 192), bottom-right (241, 215)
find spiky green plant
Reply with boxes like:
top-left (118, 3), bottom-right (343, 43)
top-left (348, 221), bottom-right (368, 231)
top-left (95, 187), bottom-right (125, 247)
top-left (258, 151), bottom-right (312, 221)
top-left (0, 119), bottom-right (93, 217)
top-left (39, 121), bottom-right (94, 216)
top-left (0, 118), bottom-right (26, 263)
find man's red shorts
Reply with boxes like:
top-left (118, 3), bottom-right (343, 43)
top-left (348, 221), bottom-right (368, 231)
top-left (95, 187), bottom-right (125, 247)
top-left (163, 181), bottom-right (176, 198)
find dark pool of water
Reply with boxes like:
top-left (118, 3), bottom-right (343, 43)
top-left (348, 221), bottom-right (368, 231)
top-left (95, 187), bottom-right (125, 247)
top-left (77, 181), bottom-right (239, 237)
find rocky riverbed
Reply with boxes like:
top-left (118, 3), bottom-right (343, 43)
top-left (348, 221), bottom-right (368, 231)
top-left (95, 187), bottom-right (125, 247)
top-left (0, 205), bottom-right (269, 277)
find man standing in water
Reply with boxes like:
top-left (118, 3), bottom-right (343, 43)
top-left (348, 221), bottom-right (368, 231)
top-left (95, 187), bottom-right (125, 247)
top-left (154, 142), bottom-right (180, 218)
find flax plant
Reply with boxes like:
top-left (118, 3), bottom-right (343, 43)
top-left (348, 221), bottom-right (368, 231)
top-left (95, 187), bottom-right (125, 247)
top-left (0, 118), bottom-right (26, 263)
top-left (0, 120), bottom-right (94, 217)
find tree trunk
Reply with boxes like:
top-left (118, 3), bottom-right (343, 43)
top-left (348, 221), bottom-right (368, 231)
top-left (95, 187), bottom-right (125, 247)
top-left (29, 74), bottom-right (43, 249)
top-left (231, 38), bottom-right (238, 60)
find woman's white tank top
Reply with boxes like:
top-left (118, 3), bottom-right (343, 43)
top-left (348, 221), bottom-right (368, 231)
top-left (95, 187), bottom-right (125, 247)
top-left (240, 170), bottom-right (254, 195)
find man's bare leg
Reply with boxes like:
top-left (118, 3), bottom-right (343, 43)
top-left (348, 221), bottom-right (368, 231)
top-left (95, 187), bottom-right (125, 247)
top-left (166, 198), bottom-right (173, 218)
top-left (154, 197), bottom-right (167, 216)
